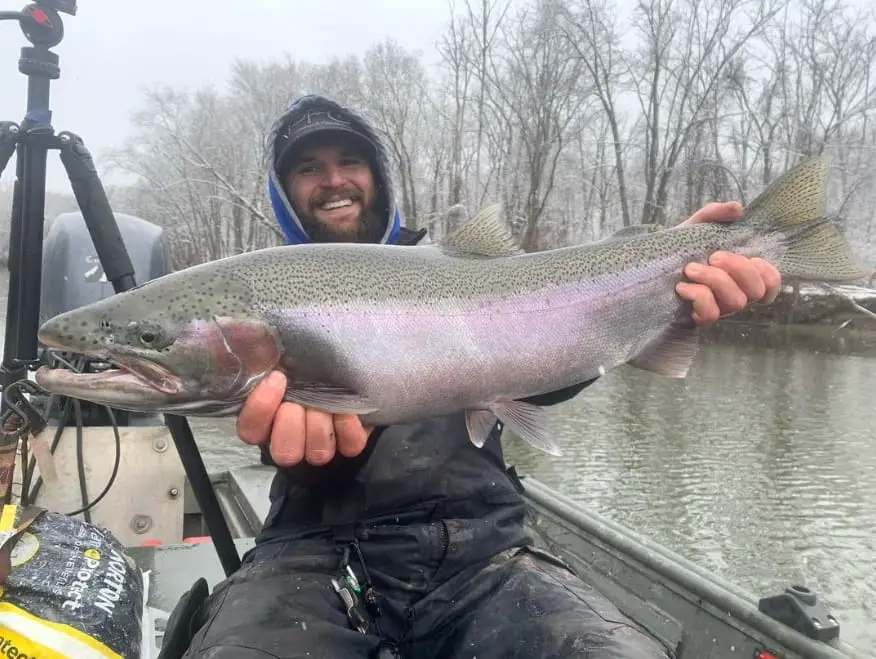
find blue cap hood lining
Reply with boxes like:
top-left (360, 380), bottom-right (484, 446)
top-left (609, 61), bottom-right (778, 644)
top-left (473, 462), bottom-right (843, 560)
top-left (265, 95), bottom-right (402, 246)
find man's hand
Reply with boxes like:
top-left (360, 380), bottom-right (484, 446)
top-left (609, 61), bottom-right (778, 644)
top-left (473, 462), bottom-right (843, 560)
top-left (676, 201), bottom-right (782, 325)
top-left (236, 371), bottom-right (372, 467)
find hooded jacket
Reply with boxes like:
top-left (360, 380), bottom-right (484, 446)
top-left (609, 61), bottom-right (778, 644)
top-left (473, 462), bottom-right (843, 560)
top-left (258, 95), bottom-right (594, 538)
top-left (266, 93), bottom-right (410, 247)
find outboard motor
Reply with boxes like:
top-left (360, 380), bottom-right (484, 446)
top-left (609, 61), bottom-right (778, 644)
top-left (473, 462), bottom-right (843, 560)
top-left (40, 210), bottom-right (172, 323)
top-left (38, 211), bottom-right (173, 425)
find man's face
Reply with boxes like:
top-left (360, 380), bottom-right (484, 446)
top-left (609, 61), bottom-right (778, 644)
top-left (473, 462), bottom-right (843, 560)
top-left (283, 136), bottom-right (383, 243)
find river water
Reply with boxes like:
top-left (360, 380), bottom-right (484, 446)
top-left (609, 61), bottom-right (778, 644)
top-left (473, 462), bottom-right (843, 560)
top-left (2, 270), bottom-right (873, 650)
top-left (500, 340), bottom-right (876, 651)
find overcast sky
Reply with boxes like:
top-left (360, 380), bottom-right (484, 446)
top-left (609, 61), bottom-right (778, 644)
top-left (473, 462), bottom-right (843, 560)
top-left (0, 0), bottom-right (453, 192)
top-left (2, 0), bottom-right (872, 196)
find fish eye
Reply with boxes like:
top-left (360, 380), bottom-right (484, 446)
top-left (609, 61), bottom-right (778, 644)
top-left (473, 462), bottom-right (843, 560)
top-left (125, 322), bottom-right (167, 350)
top-left (139, 329), bottom-right (159, 346)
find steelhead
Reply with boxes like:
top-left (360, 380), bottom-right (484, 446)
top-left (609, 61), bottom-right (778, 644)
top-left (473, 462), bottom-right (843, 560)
top-left (34, 156), bottom-right (871, 455)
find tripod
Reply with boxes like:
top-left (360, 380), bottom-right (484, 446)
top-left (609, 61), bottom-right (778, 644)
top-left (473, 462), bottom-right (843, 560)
top-left (0, 1), bottom-right (241, 577)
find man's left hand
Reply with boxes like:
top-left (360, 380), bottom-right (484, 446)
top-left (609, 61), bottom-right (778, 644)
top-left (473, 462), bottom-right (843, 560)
top-left (675, 201), bottom-right (782, 325)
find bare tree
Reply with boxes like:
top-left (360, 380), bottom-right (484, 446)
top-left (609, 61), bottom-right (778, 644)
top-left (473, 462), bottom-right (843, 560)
top-left (361, 39), bottom-right (429, 225)
top-left (104, 86), bottom-right (281, 268)
top-left (482, 0), bottom-right (588, 249)
top-left (105, 0), bottom-right (876, 270)
top-left (560, 0), bottom-right (633, 228)
top-left (626, 0), bottom-right (783, 225)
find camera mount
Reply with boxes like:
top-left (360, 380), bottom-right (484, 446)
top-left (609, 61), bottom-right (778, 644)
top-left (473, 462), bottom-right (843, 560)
top-left (0, 2), bottom-right (241, 576)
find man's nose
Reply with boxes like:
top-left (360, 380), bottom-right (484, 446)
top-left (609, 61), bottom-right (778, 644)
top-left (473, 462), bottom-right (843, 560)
top-left (320, 164), bottom-right (345, 187)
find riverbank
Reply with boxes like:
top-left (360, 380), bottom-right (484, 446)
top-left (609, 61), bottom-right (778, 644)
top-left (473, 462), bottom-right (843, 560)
top-left (701, 284), bottom-right (876, 357)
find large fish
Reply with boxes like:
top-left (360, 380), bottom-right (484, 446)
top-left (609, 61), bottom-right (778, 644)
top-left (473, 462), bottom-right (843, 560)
top-left (34, 156), bottom-right (871, 456)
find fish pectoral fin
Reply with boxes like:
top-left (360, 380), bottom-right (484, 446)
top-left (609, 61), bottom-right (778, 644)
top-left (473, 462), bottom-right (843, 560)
top-left (465, 409), bottom-right (499, 448)
top-left (284, 383), bottom-right (379, 415)
top-left (488, 400), bottom-right (562, 456)
top-left (627, 322), bottom-right (699, 378)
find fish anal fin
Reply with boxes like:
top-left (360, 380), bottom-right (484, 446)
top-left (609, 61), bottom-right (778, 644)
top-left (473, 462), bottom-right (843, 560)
top-left (488, 399), bottom-right (562, 456)
top-left (439, 204), bottom-right (525, 258)
top-left (628, 322), bottom-right (700, 378)
top-left (285, 383), bottom-right (379, 415)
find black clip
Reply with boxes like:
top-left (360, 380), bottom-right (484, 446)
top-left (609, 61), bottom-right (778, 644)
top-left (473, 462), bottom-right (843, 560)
top-left (331, 575), bottom-right (370, 635)
top-left (1, 379), bottom-right (48, 436)
top-left (332, 542), bottom-right (371, 635)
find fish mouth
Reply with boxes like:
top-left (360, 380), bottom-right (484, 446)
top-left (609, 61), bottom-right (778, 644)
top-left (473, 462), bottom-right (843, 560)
top-left (35, 350), bottom-right (182, 397)
top-left (107, 354), bottom-right (182, 394)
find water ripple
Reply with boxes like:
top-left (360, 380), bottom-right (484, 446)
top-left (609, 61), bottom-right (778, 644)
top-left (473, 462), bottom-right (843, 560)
top-left (504, 343), bottom-right (876, 651)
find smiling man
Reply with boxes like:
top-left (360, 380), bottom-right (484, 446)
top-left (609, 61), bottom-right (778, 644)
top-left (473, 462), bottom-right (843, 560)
top-left (176, 94), bottom-right (782, 659)
top-left (270, 105), bottom-right (395, 246)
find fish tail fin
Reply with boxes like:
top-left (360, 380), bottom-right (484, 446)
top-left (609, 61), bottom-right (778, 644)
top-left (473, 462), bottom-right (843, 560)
top-left (743, 155), bottom-right (872, 283)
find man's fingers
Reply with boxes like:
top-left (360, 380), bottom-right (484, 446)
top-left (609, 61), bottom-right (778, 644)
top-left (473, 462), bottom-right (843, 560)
top-left (237, 371), bottom-right (286, 445)
top-left (751, 257), bottom-right (783, 304)
top-left (682, 261), bottom-right (749, 315)
top-left (303, 408), bottom-right (337, 466)
top-left (333, 415), bottom-right (370, 458)
top-left (269, 402), bottom-right (306, 467)
top-left (679, 201), bottom-right (743, 226)
top-left (708, 251), bottom-right (768, 302)
top-left (676, 282), bottom-right (720, 325)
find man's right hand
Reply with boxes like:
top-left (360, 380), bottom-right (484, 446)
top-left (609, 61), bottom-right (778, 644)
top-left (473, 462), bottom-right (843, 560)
top-left (236, 371), bottom-right (372, 467)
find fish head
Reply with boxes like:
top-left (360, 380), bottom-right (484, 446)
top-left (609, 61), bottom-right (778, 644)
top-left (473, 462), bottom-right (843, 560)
top-left (34, 277), bottom-right (283, 416)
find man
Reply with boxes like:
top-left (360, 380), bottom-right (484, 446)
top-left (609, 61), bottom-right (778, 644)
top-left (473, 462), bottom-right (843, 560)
top-left (180, 94), bottom-right (780, 658)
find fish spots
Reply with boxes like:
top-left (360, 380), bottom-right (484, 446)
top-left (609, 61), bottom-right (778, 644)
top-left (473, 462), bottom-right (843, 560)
top-left (41, 219), bottom-right (752, 354)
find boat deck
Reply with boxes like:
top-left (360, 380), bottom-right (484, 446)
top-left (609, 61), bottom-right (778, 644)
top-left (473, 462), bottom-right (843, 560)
top-left (125, 464), bottom-right (870, 659)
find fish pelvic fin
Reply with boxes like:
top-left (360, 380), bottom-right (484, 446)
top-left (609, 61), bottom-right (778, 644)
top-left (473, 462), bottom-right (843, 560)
top-left (743, 155), bottom-right (872, 283)
top-left (627, 321), bottom-right (699, 378)
top-left (482, 400), bottom-right (562, 456)
top-left (465, 409), bottom-right (499, 448)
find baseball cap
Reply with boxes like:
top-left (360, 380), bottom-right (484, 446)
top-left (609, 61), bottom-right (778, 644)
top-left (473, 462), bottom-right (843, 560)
top-left (274, 108), bottom-right (378, 176)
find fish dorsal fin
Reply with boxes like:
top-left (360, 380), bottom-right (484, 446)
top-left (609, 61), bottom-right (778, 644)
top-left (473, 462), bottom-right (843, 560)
top-left (743, 155), bottom-right (828, 228)
top-left (439, 204), bottom-right (525, 258)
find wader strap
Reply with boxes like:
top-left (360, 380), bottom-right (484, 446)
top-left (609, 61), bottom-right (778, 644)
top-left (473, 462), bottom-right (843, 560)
top-left (332, 523), bottom-right (357, 545)
top-left (505, 465), bottom-right (525, 494)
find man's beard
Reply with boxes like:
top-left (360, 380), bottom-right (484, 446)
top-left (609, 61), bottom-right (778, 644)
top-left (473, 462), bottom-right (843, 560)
top-left (292, 193), bottom-right (386, 244)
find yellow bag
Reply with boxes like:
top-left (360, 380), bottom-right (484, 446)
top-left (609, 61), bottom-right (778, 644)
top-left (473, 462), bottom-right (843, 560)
top-left (0, 504), bottom-right (143, 658)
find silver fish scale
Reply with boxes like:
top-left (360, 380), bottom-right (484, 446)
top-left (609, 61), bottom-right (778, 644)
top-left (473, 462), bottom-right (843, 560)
top-left (41, 220), bottom-right (758, 355)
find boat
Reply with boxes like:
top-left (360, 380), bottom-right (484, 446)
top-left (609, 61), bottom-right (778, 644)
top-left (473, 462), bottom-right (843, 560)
top-left (5, 211), bottom-right (872, 659)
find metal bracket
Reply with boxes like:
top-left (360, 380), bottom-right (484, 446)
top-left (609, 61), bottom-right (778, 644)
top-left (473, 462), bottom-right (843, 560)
top-left (757, 584), bottom-right (840, 643)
